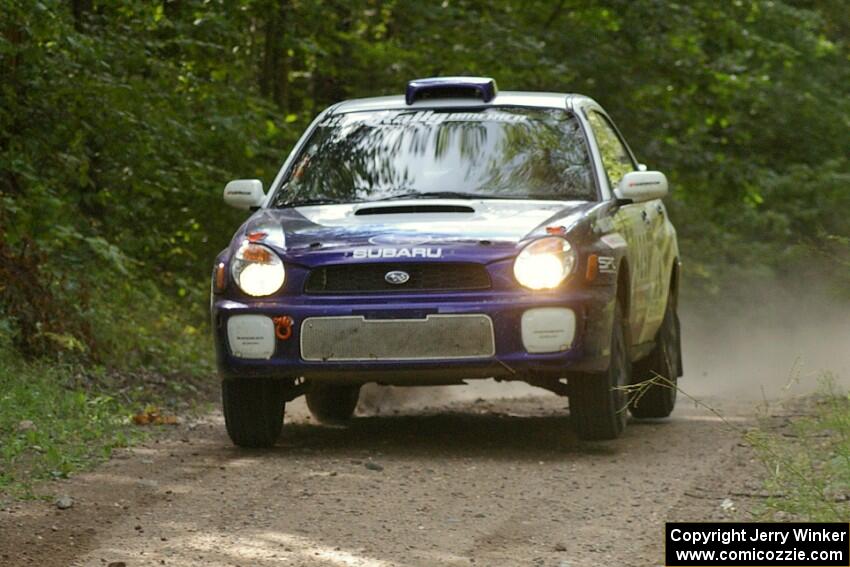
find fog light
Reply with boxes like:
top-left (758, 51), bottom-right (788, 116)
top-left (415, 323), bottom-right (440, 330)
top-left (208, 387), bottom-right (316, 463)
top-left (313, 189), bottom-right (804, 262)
top-left (521, 308), bottom-right (575, 353)
top-left (227, 315), bottom-right (275, 359)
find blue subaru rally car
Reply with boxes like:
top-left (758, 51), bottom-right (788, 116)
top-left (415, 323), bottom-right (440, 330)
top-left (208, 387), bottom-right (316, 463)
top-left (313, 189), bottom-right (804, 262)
top-left (212, 77), bottom-right (683, 447)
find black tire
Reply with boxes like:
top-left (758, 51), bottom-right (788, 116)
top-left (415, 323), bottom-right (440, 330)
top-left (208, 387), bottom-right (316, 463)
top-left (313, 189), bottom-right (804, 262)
top-left (570, 301), bottom-right (631, 440)
top-left (628, 291), bottom-right (681, 419)
top-left (222, 379), bottom-right (284, 448)
top-left (305, 383), bottom-right (360, 423)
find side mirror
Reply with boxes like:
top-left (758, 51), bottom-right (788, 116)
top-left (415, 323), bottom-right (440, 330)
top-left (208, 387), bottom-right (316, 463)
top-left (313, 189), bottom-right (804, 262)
top-left (615, 171), bottom-right (668, 203)
top-left (224, 179), bottom-right (265, 210)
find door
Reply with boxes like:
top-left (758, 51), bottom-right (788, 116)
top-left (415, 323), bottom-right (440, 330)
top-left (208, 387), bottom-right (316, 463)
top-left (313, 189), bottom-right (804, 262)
top-left (641, 197), bottom-right (669, 339)
top-left (585, 110), bottom-right (653, 345)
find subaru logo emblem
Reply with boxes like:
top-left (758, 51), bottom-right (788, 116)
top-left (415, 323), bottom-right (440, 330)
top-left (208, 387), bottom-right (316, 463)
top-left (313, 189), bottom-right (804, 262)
top-left (384, 270), bottom-right (410, 285)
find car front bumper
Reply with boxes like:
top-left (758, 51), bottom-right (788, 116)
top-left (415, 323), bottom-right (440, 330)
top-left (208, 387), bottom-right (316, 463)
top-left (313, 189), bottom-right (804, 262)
top-left (212, 287), bottom-right (617, 383)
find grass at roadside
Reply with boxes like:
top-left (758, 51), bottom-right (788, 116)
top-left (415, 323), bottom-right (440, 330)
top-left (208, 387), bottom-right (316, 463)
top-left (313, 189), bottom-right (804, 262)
top-left (0, 258), bottom-right (219, 500)
top-left (748, 375), bottom-right (850, 521)
top-left (0, 353), bottom-right (140, 498)
top-left (0, 331), bottom-right (216, 499)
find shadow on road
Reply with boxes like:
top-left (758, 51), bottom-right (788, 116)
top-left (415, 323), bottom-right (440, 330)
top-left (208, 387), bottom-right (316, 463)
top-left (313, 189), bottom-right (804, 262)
top-left (219, 410), bottom-right (664, 461)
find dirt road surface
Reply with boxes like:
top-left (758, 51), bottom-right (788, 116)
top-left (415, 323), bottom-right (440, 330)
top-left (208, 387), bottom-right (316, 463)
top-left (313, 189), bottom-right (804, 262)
top-left (2, 384), bottom-right (769, 567)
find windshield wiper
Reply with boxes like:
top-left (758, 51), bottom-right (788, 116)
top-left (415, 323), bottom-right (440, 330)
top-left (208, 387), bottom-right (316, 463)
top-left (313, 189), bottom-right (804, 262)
top-left (373, 191), bottom-right (523, 201)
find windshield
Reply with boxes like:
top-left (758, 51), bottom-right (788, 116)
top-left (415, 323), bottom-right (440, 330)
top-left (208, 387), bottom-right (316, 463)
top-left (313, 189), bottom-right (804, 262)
top-left (272, 107), bottom-right (596, 206)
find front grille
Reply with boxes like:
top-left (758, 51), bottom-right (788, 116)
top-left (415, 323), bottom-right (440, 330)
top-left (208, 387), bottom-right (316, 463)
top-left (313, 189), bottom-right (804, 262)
top-left (304, 263), bottom-right (491, 294)
top-left (300, 315), bottom-right (495, 361)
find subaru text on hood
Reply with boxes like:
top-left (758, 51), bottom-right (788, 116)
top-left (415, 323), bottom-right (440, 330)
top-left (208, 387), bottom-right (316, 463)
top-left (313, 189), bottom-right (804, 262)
top-left (211, 77), bottom-right (683, 447)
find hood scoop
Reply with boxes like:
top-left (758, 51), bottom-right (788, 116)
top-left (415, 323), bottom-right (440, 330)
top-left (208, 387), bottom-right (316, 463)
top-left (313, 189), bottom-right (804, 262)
top-left (355, 204), bottom-right (475, 216)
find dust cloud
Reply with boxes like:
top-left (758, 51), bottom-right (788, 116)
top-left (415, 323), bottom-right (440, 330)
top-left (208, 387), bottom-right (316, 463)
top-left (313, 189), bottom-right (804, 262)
top-left (681, 285), bottom-right (850, 400)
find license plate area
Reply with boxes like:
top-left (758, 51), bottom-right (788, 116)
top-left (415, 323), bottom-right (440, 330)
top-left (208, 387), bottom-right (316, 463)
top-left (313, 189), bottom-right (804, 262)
top-left (300, 314), bottom-right (495, 361)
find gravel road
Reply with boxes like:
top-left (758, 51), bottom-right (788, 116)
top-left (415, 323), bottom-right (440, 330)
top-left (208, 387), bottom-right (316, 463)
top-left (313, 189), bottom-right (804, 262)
top-left (1, 383), bottom-right (767, 567)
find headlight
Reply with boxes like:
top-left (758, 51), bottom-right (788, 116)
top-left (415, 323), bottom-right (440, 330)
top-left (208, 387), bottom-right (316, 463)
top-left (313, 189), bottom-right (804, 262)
top-left (231, 242), bottom-right (285, 296)
top-left (513, 237), bottom-right (576, 290)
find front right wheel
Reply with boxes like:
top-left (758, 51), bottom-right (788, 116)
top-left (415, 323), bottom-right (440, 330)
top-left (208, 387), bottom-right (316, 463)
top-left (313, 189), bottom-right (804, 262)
top-left (570, 301), bottom-right (631, 440)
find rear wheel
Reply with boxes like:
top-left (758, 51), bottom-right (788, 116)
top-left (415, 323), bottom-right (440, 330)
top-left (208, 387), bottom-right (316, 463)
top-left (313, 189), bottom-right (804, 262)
top-left (222, 379), bottom-right (284, 448)
top-left (570, 301), bottom-right (630, 440)
top-left (306, 383), bottom-right (361, 423)
top-left (629, 291), bottom-right (681, 419)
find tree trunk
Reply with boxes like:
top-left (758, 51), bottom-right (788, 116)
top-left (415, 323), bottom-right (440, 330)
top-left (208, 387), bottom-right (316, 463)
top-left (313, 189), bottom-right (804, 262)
top-left (71, 0), bottom-right (93, 31)
top-left (259, 0), bottom-right (290, 110)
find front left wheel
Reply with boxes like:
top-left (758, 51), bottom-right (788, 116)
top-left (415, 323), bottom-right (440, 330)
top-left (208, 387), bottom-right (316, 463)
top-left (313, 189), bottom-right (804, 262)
top-left (222, 379), bottom-right (285, 448)
top-left (570, 301), bottom-right (631, 440)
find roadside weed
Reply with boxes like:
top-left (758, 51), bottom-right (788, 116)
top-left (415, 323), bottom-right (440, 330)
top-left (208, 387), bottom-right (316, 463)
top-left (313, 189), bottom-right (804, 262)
top-left (749, 374), bottom-right (850, 521)
top-left (0, 352), bottom-right (144, 498)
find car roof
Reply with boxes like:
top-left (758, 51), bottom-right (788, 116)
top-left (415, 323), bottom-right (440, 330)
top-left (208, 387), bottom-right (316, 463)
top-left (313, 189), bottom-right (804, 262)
top-left (330, 92), bottom-right (598, 114)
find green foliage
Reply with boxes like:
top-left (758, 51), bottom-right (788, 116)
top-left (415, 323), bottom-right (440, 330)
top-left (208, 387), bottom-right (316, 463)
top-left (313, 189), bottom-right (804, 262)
top-left (84, 275), bottom-right (214, 375)
top-left (749, 377), bottom-right (850, 521)
top-left (1, 0), bottom-right (282, 276)
top-left (0, 338), bottom-right (140, 497)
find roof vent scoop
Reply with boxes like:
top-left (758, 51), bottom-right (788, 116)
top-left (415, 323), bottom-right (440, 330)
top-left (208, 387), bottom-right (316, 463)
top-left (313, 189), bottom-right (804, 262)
top-left (355, 204), bottom-right (475, 216)
top-left (405, 77), bottom-right (498, 105)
